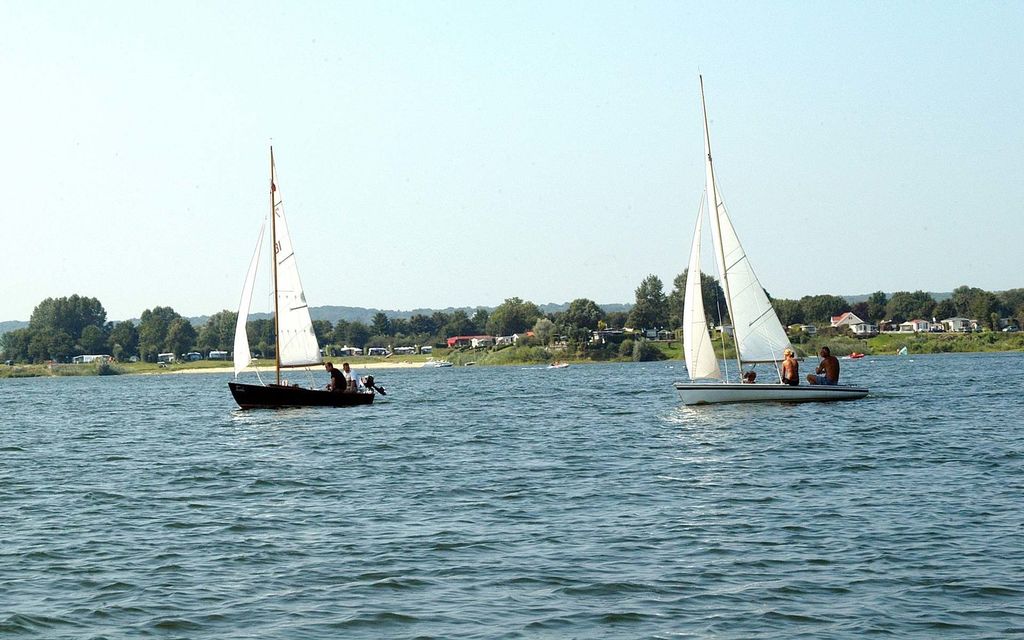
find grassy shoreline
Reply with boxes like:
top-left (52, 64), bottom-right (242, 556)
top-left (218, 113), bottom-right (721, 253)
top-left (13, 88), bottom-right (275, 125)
top-left (3, 333), bottom-right (1022, 379)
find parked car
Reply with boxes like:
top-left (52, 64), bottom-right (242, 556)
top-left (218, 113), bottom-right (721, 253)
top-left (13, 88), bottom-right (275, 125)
top-left (1003, 326), bottom-right (1019, 332)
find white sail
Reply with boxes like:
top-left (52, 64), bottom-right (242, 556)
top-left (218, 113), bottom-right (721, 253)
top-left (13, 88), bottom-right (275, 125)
top-left (233, 221), bottom-right (266, 378)
top-left (700, 74), bottom-right (791, 366)
top-left (270, 157), bottom-right (323, 368)
top-left (711, 188), bottom-right (792, 363)
top-left (683, 206), bottom-right (721, 380)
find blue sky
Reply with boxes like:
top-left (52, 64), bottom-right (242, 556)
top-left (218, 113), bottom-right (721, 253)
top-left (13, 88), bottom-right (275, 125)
top-left (2, 1), bottom-right (1022, 321)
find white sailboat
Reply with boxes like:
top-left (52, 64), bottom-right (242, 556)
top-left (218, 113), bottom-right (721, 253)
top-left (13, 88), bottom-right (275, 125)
top-left (674, 78), bottom-right (868, 405)
top-left (228, 147), bottom-right (377, 408)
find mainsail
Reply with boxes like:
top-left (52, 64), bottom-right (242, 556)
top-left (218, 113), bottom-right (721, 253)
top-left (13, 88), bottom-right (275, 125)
top-left (709, 186), bottom-right (791, 363)
top-left (683, 205), bottom-right (721, 380)
top-left (700, 74), bottom-right (791, 367)
top-left (270, 155), bottom-right (322, 368)
top-left (233, 221), bottom-right (265, 378)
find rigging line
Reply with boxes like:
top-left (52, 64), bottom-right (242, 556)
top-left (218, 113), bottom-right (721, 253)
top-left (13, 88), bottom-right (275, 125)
top-left (747, 306), bottom-right (776, 328)
top-left (277, 251), bottom-right (296, 263)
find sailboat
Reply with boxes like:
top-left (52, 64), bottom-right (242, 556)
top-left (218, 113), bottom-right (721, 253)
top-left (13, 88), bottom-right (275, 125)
top-left (228, 148), bottom-right (377, 409)
top-left (674, 78), bottom-right (868, 405)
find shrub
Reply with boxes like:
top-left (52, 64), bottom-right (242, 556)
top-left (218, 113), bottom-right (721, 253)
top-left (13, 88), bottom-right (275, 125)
top-left (632, 340), bottom-right (666, 362)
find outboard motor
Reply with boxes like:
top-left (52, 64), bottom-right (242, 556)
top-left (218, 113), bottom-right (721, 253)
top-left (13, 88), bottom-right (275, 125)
top-left (363, 375), bottom-right (386, 395)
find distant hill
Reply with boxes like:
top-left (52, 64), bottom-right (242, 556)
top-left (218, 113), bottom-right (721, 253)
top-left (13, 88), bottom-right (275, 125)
top-left (0, 320), bottom-right (28, 336)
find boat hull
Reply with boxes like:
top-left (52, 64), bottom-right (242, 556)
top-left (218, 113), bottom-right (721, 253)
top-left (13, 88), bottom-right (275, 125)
top-left (674, 382), bottom-right (868, 406)
top-left (229, 382), bottom-right (374, 409)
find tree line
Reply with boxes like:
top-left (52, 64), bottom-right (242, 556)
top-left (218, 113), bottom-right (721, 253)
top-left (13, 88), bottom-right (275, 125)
top-left (3, 282), bottom-right (1022, 364)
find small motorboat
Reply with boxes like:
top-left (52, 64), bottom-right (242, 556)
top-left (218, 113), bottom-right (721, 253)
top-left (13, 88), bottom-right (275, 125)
top-left (423, 359), bottom-right (453, 368)
top-left (547, 362), bottom-right (569, 369)
top-left (847, 352), bottom-right (865, 359)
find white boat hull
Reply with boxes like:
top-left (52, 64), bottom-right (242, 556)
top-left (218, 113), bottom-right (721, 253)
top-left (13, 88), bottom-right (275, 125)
top-left (674, 382), bottom-right (868, 406)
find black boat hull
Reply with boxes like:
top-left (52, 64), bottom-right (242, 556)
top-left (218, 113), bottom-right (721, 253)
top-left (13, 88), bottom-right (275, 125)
top-left (229, 382), bottom-right (374, 409)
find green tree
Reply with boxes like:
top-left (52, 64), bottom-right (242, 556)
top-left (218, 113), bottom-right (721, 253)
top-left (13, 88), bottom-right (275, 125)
top-left (444, 310), bottom-right (476, 338)
top-left (165, 317), bottom-right (197, 357)
top-left (312, 319), bottom-right (333, 346)
top-left (371, 312), bottom-right (392, 336)
top-left (28, 295), bottom-right (107, 343)
top-left (627, 275), bottom-right (669, 331)
top-left (407, 314), bottom-right (436, 336)
top-left (932, 299), bottom-right (958, 322)
top-left (138, 306), bottom-right (184, 361)
top-left (108, 321), bottom-right (139, 361)
top-left (969, 291), bottom-right (999, 329)
top-left (866, 291), bottom-right (888, 321)
top-left (533, 317), bottom-right (555, 345)
top-left (471, 308), bottom-right (490, 334)
top-left (668, 270), bottom-right (726, 330)
top-left (885, 291), bottom-right (937, 323)
top-left (773, 299), bottom-right (804, 327)
top-left (348, 321), bottom-right (371, 348)
top-left (951, 286), bottom-right (985, 317)
top-left (197, 311), bottom-right (236, 354)
top-left (799, 294), bottom-right (849, 323)
top-left (605, 311), bottom-right (629, 330)
top-left (0, 328), bottom-right (33, 362)
top-left (485, 297), bottom-right (542, 336)
top-left (562, 298), bottom-right (606, 330)
top-left (79, 324), bottom-right (107, 354)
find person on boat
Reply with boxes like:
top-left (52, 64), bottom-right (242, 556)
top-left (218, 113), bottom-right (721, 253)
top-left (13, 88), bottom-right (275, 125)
top-left (742, 370), bottom-right (756, 383)
top-left (325, 361), bottom-right (346, 392)
top-left (341, 362), bottom-right (360, 392)
top-left (807, 346), bottom-right (840, 385)
top-left (781, 348), bottom-right (799, 386)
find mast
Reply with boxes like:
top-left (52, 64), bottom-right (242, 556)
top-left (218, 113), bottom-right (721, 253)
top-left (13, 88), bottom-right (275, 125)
top-left (270, 146), bottom-right (281, 385)
top-left (699, 75), bottom-right (743, 377)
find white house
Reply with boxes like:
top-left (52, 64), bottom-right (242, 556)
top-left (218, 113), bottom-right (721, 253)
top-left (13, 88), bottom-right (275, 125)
top-left (471, 336), bottom-right (494, 348)
top-left (899, 319), bottom-right (931, 333)
top-left (831, 312), bottom-right (865, 328)
top-left (850, 323), bottom-right (878, 337)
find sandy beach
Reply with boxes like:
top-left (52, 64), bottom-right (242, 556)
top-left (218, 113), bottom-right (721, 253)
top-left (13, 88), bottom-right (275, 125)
top-left (156, 361), bottom-right (428, 375)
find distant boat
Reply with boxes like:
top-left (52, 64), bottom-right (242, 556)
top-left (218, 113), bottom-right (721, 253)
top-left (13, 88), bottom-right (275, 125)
top-left (843, 352), bottom-right (866, 360)
top-left (423, 359), bottom-right (453, 368)
top-left (548, 362), bottom-right (569, 369)
top-left (897, 346), bottom-right (909, 356)
top-left (674, 77), bottom-right (868, 406)
top-left (228, 148), bottom-right (379, 409)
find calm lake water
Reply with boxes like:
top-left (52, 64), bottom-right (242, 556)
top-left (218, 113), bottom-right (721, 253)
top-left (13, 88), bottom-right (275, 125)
top-left (2, 352), bottom-right (1023, 638)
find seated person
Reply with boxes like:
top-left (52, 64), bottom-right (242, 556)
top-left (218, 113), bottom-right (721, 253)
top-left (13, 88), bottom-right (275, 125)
top-left (324, 362), bottom-right (345, 392)
top-left (807, 346), bottom-right (840, 385)
top-left (341, 362), bottom-right (359, 392)
top-left (781, 348), bottom-right (799, 386)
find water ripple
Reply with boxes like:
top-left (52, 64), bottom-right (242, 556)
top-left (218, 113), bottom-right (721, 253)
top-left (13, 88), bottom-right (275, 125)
top-left (1, 354), bottom-right (1023, 638)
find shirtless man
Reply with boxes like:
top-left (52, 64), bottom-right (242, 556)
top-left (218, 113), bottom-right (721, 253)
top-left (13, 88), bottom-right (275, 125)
top-left (781, 348), bottom-right (799, 385)
top-left (807, 346), bottom-right (840, 385)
